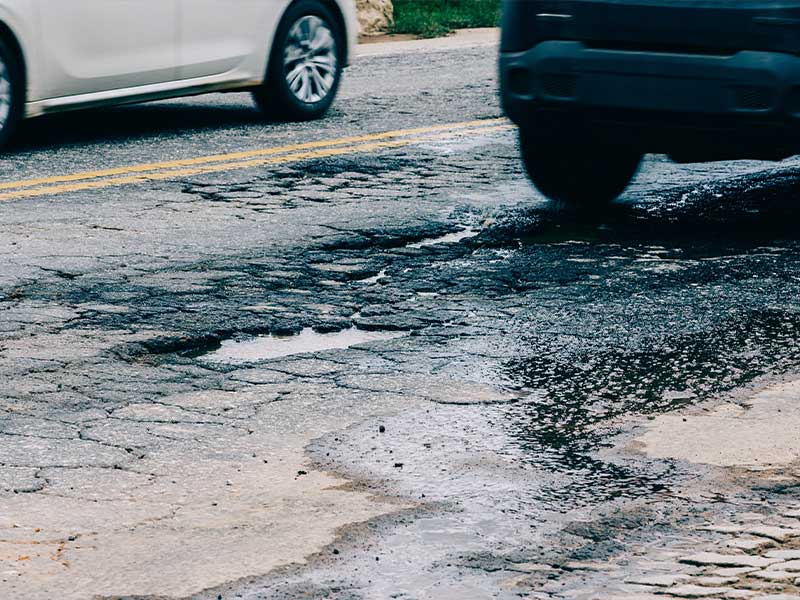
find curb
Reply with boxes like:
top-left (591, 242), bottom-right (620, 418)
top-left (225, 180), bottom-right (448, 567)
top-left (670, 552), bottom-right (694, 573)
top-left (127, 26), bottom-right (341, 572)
top-left (355, 27), bottom-right (499, 58)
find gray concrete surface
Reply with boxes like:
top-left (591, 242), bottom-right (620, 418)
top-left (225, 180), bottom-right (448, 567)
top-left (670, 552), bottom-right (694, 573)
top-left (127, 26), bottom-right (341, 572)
top-left (1, 39), bottom-right (800, 600)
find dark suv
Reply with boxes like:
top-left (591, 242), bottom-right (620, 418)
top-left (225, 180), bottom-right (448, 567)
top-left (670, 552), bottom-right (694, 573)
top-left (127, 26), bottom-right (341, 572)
top-left (500, 0), bottom-right (800, 206)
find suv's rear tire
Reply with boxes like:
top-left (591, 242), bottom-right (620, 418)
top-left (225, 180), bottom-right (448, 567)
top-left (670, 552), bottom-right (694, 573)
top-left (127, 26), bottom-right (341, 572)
top-left (519, 126), bottom-right (642, 207)
top-left (253, 0), bottom-right (344, 121)
top-left (0, 38), bottom-right (23, 151)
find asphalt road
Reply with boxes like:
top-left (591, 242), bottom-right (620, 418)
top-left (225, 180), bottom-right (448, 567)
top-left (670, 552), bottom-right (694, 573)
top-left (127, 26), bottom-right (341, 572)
top-left (2, 39), bottom-right (800, 600)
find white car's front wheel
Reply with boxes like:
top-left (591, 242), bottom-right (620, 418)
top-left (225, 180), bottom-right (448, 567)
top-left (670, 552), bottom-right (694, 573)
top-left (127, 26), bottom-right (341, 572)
top-left (253, 0), bottom-right (345, 121)
top-left (0, 38), bottom-right (22, 151)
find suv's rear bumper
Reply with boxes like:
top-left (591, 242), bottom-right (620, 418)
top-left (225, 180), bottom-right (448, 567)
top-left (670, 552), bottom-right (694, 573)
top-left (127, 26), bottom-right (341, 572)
top-left (501, 41), bottom-right (800, 157)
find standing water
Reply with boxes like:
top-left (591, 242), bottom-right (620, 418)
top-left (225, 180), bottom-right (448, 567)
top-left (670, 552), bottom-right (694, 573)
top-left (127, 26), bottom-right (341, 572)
top-left (202, 327), bottom-right (407, 364)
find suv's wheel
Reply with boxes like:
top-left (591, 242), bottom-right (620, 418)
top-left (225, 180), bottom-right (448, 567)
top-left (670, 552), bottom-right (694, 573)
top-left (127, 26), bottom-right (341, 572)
top-left (0, 38), bottom-right (22, 151)
top-left (254, 0), bottom-right (344, 121)
top-left (519, 126), bottom-right (643, 207)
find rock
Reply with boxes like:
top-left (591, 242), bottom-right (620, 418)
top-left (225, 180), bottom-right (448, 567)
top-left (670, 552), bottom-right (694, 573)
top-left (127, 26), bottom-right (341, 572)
top-left (357, 0), bottom-right (394, 35)
top-left (507, 562), bottom-right (556, 574)
top-left (656, 584), bottom-right (738, 597)
top-left (765, 550), bottom-right (800, 560)
top-left (712, 567), bottom-right (759, 577)
top-left (699, 524), bottom-right (746, 534)
top-left (751, 570), bottom-right (797, 582)
top-left (744, 526), bottom-right (800, 542)
top-left (563, 560), bottom-right (620, 572)
top-left (780, 559), bottom-right (800, 572)
top-left (678, 553), bottom-right (778, 568)
top-left (727, 537), bottom-right (774, 551)
top-left (626, 574), bottom-right (690, 587)
top-left (691, 575), bottom-right (738, 586)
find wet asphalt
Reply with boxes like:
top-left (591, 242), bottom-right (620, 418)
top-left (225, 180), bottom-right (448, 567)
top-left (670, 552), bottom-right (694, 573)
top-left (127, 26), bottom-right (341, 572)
top-left (2, 41), bottom-right (800, 600)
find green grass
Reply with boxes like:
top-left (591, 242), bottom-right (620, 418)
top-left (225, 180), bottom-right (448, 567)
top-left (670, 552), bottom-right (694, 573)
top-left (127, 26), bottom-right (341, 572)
top-left (390, 0), bottom-right (501, 39)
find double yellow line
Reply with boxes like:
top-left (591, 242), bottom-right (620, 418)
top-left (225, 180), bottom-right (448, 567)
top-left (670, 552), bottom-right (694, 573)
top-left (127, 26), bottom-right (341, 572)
top-left (0, 119), bottom-right (513, 202)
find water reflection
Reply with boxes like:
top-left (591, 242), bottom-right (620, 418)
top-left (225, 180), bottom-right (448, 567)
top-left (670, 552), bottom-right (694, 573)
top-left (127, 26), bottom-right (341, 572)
top-left (202, 327), bottom-right (407, 364)
top-left (497, 307), bottom-right (800, 508)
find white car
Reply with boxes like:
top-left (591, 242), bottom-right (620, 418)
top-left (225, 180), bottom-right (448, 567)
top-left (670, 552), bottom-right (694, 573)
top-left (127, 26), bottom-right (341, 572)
top-left (0, 0), bottom-right (357, 148)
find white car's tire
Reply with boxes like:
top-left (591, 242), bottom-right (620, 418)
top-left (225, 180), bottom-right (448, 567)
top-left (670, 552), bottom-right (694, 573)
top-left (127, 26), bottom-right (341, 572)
top-left (253, 0), bottom-right (345, 121)
top-left (0, 37), bottom-right (22, 151)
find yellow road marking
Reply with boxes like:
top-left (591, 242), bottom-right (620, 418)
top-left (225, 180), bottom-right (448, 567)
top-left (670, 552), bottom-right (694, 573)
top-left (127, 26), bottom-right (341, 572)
top-left (0, 119), bottom-right (508, 192)
top-left (0, 121), bottom-right (514, 202)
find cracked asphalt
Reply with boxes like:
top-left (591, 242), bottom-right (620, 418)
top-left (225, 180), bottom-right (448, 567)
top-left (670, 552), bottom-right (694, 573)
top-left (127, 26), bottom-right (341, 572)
top-left (2, 39), bottom-right (800, 600)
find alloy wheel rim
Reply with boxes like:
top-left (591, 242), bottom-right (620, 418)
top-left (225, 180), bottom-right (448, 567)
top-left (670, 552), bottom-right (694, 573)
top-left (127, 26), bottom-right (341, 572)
top-left (283, 15), bottom-right (338, 104)
top-left (0, 57), bottom-right (10, 132)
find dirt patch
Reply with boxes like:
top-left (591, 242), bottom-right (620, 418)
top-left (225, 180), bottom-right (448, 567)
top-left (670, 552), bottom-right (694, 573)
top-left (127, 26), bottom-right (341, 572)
top-left (0, 428), bottom-right (407, 600)
top-left (632, 379), bottom-right (800, 470)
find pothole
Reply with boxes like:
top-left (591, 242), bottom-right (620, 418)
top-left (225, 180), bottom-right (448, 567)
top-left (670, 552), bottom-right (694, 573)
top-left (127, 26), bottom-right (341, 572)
top-left (201, 327), bottom-right (407, 364)
top-left (407, 227), bottom-right (478, 248)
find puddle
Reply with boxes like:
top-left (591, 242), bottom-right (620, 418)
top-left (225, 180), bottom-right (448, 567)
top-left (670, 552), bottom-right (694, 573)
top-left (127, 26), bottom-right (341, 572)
top-left (201, 327), bottom-right (407, 364)
top-left (407, 227), bottom-right (478, 248)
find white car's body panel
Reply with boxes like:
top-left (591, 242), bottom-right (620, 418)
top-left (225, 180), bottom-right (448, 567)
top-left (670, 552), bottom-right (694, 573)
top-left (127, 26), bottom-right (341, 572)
top-left (0, 0), bottom-right (355, 119)
top-left (177, 0), bottom-right (285, 81)
top-left (25, 70), bottom-right (260, 118)
top-left (40, 1), bottom-right (179, 98)
top-left (0, 1), bottom-right (39, 99)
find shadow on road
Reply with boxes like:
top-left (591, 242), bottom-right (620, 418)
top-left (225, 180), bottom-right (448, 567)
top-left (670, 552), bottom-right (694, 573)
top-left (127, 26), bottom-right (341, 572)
top-left (488, 165), bottom-right (800, 249)
top-left (12, 97), bottom-right (264, 151)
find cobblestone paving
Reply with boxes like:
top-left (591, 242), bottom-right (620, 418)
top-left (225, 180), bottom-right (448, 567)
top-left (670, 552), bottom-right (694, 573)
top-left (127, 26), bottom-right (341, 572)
top-left (531, 503), bottom-right (800, 599)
